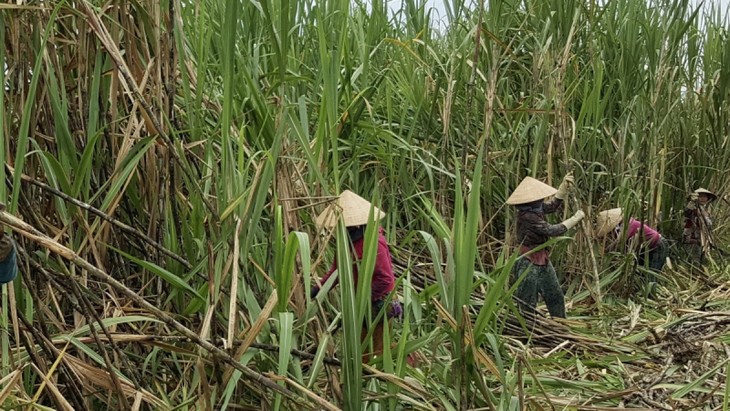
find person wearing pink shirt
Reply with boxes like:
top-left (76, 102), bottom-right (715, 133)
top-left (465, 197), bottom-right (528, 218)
top-left (311, 190), bottom-right (401, 362)
top-left (316, 225), bottom-right (395, 304)
top-left (596, 208), bottom-right (669, 272)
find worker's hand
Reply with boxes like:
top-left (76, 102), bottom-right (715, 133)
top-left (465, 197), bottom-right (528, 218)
top-left (562, 209), bottom-right (585, 230)
top-left (389, 301), bottom-right (403, 319)
top-left (555, 172), bottom-right (574, 200)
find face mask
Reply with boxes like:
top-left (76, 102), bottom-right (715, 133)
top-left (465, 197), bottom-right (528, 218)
top-left (347, 226), bottom-right (365, 242)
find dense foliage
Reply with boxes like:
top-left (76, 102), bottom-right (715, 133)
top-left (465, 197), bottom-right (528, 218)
top-left (0, 0), bottom-right (729, 409)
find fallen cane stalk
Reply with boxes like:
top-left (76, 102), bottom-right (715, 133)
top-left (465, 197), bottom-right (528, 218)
top-left (0, 210), bottom-right (329, 405)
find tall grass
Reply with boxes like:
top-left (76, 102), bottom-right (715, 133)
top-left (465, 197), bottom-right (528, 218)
top-left (0, 0), bottom-right (728, 409)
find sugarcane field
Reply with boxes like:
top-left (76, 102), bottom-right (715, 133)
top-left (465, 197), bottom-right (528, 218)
top-left (1, 0), bottom-right (730, 409)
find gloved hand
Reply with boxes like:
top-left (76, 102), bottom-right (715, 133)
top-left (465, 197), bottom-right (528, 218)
top-left (310, 286), bottom-right (320, 299)
top-left (389, 301), bottom-right (403, 320)
top-left (562, 210), bottom-right (585, 230)
top-left (555, 172), bottom-right (574, 200)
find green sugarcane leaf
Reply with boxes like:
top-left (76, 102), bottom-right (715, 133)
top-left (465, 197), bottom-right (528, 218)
top-left (109, 246), bottom-right (203, 301)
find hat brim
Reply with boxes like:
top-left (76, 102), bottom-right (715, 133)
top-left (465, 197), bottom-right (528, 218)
top-left (314, 190), bottom-right (386, 229)
top-left (595, 208), bottom-right (623, 237)
top-left (694, 188), bottom-right (717, 201)
top-left (506, 177), bottom-right (558, 205)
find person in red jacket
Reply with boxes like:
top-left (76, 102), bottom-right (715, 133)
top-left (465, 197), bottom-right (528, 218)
top-left (311, 190), bottom-right (401, 361)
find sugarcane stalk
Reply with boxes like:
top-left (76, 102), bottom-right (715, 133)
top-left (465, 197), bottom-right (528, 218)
top-left (0, 209), bottom-right (319, 404)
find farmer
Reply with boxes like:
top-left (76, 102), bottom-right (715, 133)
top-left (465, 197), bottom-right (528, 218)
top-left (595, 208), bottom-right (669, 274)
top-left (507, 174), bottom-right (584, 318)
top-left (0, 203), bottom-right (18, 285)
top-left (683, 188), bottom-right (717, 259)
top-left (311, 190), bottom-right (401, 361)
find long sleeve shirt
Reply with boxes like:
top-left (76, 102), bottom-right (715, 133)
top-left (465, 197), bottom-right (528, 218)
top-left (683, 202), bottom-right (712, 244)
top-left (515, 198), bottom-right (566, 265)
top-left (319, 227), bottom-right (395, 302)
top-left (626, 218), bottom-right (662, 248)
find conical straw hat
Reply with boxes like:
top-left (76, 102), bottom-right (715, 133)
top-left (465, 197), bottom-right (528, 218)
top-left (506, 177), bottom-right (558, 205)
top-left (694, 188), bottom-right (717, 201)
top-left (596, 208), bottom-right (623, 237)
top-left (315, 190), bottom-right (386, 228)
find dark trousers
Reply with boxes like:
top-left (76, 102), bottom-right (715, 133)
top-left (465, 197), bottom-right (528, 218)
top-left (638, 238), bottom-right (669, 273)
top-left (512, 258), bottom-right (566, 318)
